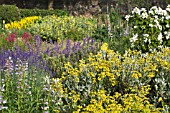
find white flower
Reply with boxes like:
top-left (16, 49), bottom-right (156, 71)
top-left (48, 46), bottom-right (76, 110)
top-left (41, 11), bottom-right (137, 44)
top-left (134, 26), bottom-right (138, 28)
top-left (154, 15), bottom-right (158, 19)
top-left (158, 45), bottom-right (163, 49)
top-left (132, 7), bottom-right (140, 15)
top-left (130, 34), bottom-right (138, 42)
top-left (125, 15), bottom-right (131, 21)
top-left (155, 7), bottom-right (163, 15)
top-left (166, 24), bottom-right (169, 28)
top-left (154, 19), bottom-right (162, 30)
top-left (165, 32), bottom-right (170, 40)
top-left (158, 25), bottom-right (162, 31)
top-left (143, 34), bottom-right (149, 37)
top-left (161, 17), bottom-right (165, 21)
top-left (140, 12), bottom-right (148, 18)
top-left (166, 4), bottom-right (170, 12)
top-left (148, 39), bottom-right (151, 44)
top-left (149, 24), bottom-right (153, 27)
top-left (144, 38), bottom-right (148, 42)
top-left (150, 6), bottom-right (158, 10)
top-left (164, 31), bottom-right (168, 35)
top-left (149, 10), bottom-right (154, 15)
top-left (141, 8), bottom-right (147, 12)
top-left (158, 32), bottom-right (163, 43)
top-left (165, 15), bottom-right (170, 20)
top-left (162, 10), bottom-right (168, 16)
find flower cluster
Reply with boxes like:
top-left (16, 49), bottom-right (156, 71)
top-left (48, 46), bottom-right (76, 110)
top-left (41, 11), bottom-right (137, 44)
top-left (26, 15), bottom-right (97, 41)
top-left (0, 57), bottom-right (56, 112)
top-left (126, 5), bottom-right (170, 52)
top-left (49, 43), bottom-right (170, 112)
top-left (1, 32), bottom-right (33, 50)
top-left (0, 35), bottom-right (100, 78)
top-left (5, 32), bottom-right (16, 43)
top-left (5, 16), bottom-right (40, 30)
top-left (21, 32), bottom-right (33, 43)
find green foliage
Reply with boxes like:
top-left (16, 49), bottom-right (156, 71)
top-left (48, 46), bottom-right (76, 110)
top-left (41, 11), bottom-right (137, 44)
top-left (0, 30), bottom-right (33, 51)
top-left (0, 5), bottom-right (20, 23)
top-left (0, 32), bottom-right (8, 50)
top-left (26, 15), bottom-right (97, 41)
top-left (0, 62), bottom-right (56, 112)
top-left (126, 5), bottom-right (170, 52)
top-left (92, 8), bottom-right (131, 54)
top-left (49, 43), bottom-right (170, 112)
top-left (20, 8), bottom-right (68, 18)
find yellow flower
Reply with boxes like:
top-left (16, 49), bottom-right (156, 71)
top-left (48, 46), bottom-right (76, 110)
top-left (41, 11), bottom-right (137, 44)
top-left (158, 97), bottom-right (163, 102)
top-left (101, 43), bottom-right (108, 51)
top-left (148, 72), bottom-right (155, 78)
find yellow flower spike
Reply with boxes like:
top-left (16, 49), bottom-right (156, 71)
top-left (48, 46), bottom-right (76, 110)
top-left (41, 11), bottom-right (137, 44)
top-left (101, 43), bottom-right (108, 51)
top-left (5, 16), bottom-right (40, 29)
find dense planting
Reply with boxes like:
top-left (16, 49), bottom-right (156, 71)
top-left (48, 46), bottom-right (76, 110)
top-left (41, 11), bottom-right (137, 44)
top-left (5, 16), bottom-right (40, 30)
top-left (126, 5), bottom-right (170, 52)
top-left (0, 4), bottom-right (170, 113)
top-left (26, 15), bottom-right (97, 41)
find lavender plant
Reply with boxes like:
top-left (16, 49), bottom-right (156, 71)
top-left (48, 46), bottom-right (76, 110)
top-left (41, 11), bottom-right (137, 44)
top-left (0, 35), bottom-right (100, 78)
top-left (42, 36), bottom-right (101, 78)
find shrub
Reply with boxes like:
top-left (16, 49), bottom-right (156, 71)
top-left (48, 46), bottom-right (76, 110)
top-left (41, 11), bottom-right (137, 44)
top-left (26, 15), bottom-right (97, 41)
top-left (126, 5), bottom-right (170, 52)
top-left (20, 9), bottom-right (68, 18)
top-left (49, 43), bottom-right (170, 112)
top-left (0, 5), bottom-right (20, 23)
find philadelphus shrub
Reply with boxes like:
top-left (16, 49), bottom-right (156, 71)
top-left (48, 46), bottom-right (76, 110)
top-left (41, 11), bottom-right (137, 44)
top-left (126, 5), bottom-right (170, 52)
top-left (5, 16), bottom-right (40, 30)
top-left (49, 43), bottom-right (170, 112)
